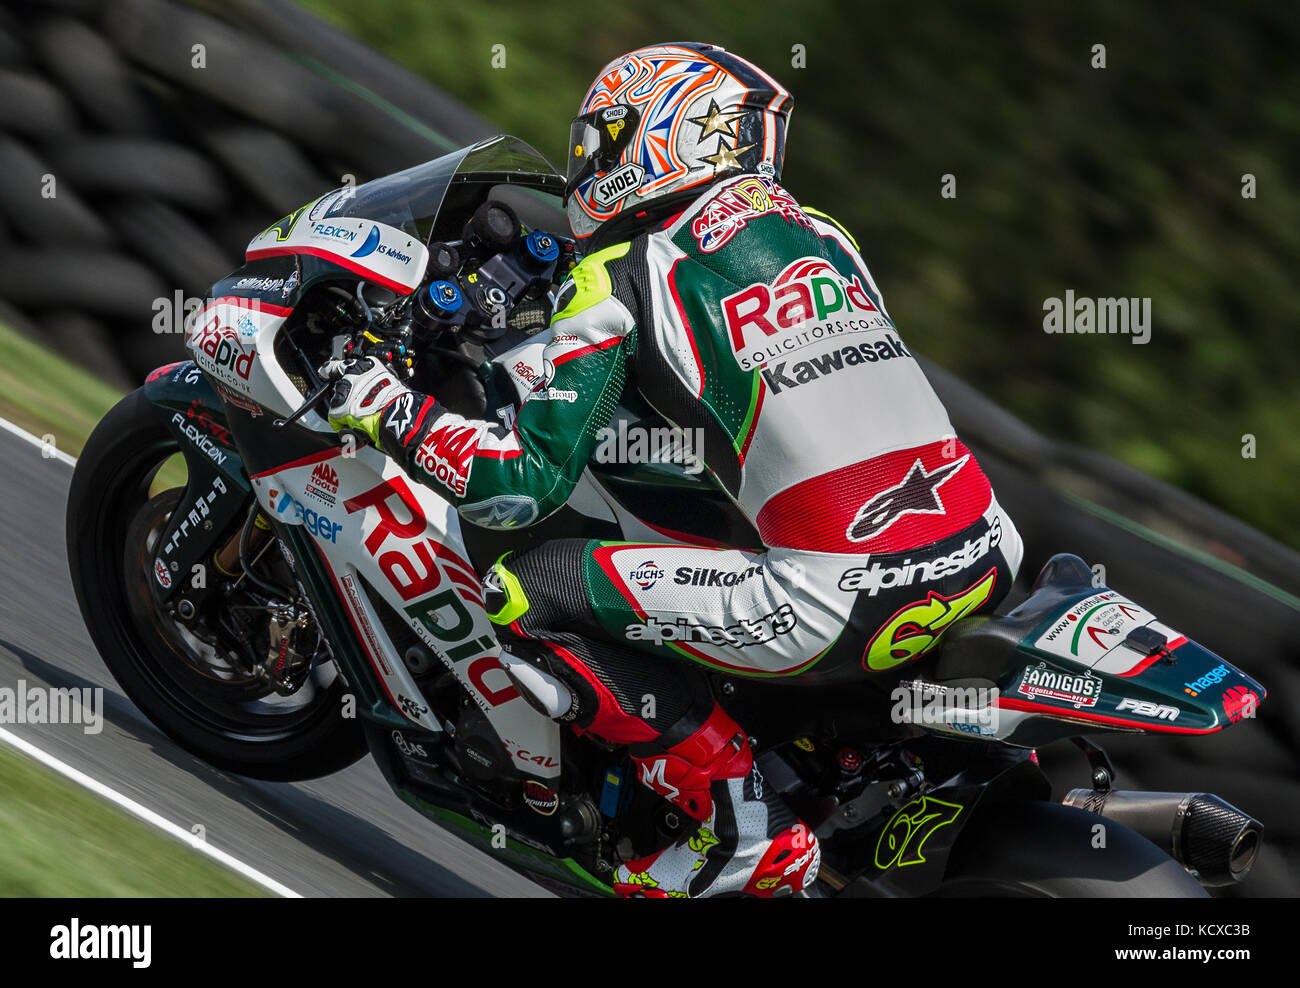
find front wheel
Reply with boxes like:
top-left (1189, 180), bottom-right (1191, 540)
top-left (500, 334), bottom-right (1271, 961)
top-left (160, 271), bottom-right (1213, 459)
top-left (933, 800), bottom-right (1209, 897)
top-left (66, 386), bottom-right (367, 781)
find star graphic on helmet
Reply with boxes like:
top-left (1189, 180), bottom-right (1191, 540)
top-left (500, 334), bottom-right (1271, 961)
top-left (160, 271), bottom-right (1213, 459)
top-left (845, 454), bottom-right (971, 543)
top-left (702, 137), bottom-right (754, 174)
top-left (689, 99), bottom-right (746, 140)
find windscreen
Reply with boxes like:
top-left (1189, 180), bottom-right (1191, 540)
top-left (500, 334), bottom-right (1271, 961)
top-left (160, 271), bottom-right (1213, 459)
top-left (320, 135), bottom-right (564, 245)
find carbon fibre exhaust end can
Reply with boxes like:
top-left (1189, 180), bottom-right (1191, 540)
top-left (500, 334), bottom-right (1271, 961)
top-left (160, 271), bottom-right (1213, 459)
top-left (1064, 789), bottom-right (1263, 886)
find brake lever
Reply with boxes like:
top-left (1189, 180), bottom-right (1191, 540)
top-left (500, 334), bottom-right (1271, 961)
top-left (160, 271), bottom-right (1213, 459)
top-left (273, 378), bottom-right (335, 430)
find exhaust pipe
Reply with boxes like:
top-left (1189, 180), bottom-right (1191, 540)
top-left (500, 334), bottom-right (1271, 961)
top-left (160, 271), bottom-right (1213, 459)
top-left (1063, 789), bottom-right (1263, 886)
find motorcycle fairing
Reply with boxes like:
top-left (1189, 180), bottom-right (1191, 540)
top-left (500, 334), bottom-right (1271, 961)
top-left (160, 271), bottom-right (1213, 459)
top-left (249, 444), bottom-right (564, 778)
top-left (845, 751), bottom-right (1049, 897)
top-left (186, 294), bottom-right (309, 422)
top-left (245, 207), bottom-right (429, 297)
top-left (925, 554), bottom-right (1266, 747)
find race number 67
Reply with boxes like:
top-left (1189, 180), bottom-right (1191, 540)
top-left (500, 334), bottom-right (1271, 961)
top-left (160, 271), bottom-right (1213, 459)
top-left (863, 569), bottom-right (997, 671)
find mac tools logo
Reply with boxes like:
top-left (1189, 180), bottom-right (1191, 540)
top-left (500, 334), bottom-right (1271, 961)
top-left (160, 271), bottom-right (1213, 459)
top-left (721, 257), bottom-right (893, 370)
top-left (305, 461), bottom-right (339, 507)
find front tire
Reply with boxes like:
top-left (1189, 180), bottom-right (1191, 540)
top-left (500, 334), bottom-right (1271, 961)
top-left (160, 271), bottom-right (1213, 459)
top-left (66, 386), bottom-right (367, 781)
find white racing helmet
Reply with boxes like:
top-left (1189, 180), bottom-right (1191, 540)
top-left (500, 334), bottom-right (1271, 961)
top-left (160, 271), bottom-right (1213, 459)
top-left (563, 42), bottom-right (793, 241)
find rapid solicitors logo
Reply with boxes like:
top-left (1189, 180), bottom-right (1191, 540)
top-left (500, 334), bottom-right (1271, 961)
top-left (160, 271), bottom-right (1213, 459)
top-left (721, 256), bottom-right (892, 370)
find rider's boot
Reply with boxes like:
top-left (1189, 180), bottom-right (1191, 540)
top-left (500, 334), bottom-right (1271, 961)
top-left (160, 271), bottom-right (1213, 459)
top-left (612, 703), bottom-right (820, 898)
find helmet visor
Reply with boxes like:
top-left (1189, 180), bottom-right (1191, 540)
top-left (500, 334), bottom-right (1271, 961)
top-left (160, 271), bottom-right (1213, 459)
top-left (563, 104), bottom-right (640, 205)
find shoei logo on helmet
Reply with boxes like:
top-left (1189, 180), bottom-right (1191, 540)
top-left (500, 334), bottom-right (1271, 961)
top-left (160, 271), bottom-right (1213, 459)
top-left (592, 162), bottom-right (645, 207)
top-left (601, 105), bottom-right (628, 141)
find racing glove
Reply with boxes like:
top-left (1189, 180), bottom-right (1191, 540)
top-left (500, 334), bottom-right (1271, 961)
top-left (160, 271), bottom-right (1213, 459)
top-left (324, 356), bottom-right (412, 446)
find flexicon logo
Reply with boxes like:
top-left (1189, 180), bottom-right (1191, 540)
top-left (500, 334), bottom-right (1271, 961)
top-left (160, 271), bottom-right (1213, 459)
top-left (351, 225), bottom-right (381, 258)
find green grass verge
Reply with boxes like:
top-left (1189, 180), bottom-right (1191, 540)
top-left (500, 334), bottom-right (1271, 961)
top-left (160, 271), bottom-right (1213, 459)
top-left (0, 321), bottom-right (125, 459)
top-left (0, 744), bottom-right (267, 897)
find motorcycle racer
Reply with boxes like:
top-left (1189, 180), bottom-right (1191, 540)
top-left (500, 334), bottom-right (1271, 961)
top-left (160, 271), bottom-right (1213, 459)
top-left (328, 42), bottom-right (1024, 897)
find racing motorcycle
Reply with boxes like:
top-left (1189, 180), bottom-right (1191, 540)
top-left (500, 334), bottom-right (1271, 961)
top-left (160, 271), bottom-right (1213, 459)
top-left (66, 135), bottom-right (1267, 897)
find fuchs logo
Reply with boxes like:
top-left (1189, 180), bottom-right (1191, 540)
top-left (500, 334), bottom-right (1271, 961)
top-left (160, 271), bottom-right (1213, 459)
top-left (1183, 664), bottom-right (1230, 697)
top-left (1017, 664), bottom-right (1102, 708)
top-left (846, 455), bottom-right (970, 544)
top-left (154, 559), bottom-right (172, 590)
top-left (1221, 685), bottom-right (1258, 723)
top-left (629, 560), bottom-right (664, 591)
top-left (840, 518), bottom-right (1001, 595)
top-left (523, 780), bottom-right (560, 816)
top-left (306, 462), bottom-right (339, 506)
top-left (691, 177), bottom-right (812, 253)
top-left (592, 162), bottom-right (645, 207)
top-left (190, 318), bottom-right (255, 381)
top-left (413, 423), bottom-right (477, 496)
top-left (721, 256), bottom-right (892, 370)
top-left (625, 604), bottom-right (797, 648)
top-left (673, 564), bottom-right (762, 588)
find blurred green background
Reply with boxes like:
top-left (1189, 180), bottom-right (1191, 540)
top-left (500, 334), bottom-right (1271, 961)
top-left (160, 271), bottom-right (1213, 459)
top-left (303, 0), bottom-right (1300, 549)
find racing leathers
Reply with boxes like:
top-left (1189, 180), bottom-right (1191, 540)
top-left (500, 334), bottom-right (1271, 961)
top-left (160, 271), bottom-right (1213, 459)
top-left (354, 173), bottom-right (1025, 897)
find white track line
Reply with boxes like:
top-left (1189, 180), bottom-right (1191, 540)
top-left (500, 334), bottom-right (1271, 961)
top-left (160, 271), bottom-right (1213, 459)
top-left (0, 415), bottom-right (78, 466)
top-left (0, 414), bottom-right (299, 898)
top-left (0, 727), bottom-right (300, 897)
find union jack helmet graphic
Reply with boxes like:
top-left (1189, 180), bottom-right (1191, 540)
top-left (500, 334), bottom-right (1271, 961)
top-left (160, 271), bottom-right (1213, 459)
top-left (563, 43), bottom-right (793, 240)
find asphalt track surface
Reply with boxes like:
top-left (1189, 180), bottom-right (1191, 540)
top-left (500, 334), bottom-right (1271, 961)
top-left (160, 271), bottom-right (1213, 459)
top-left (0, 426), bottom-right (548, 898)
